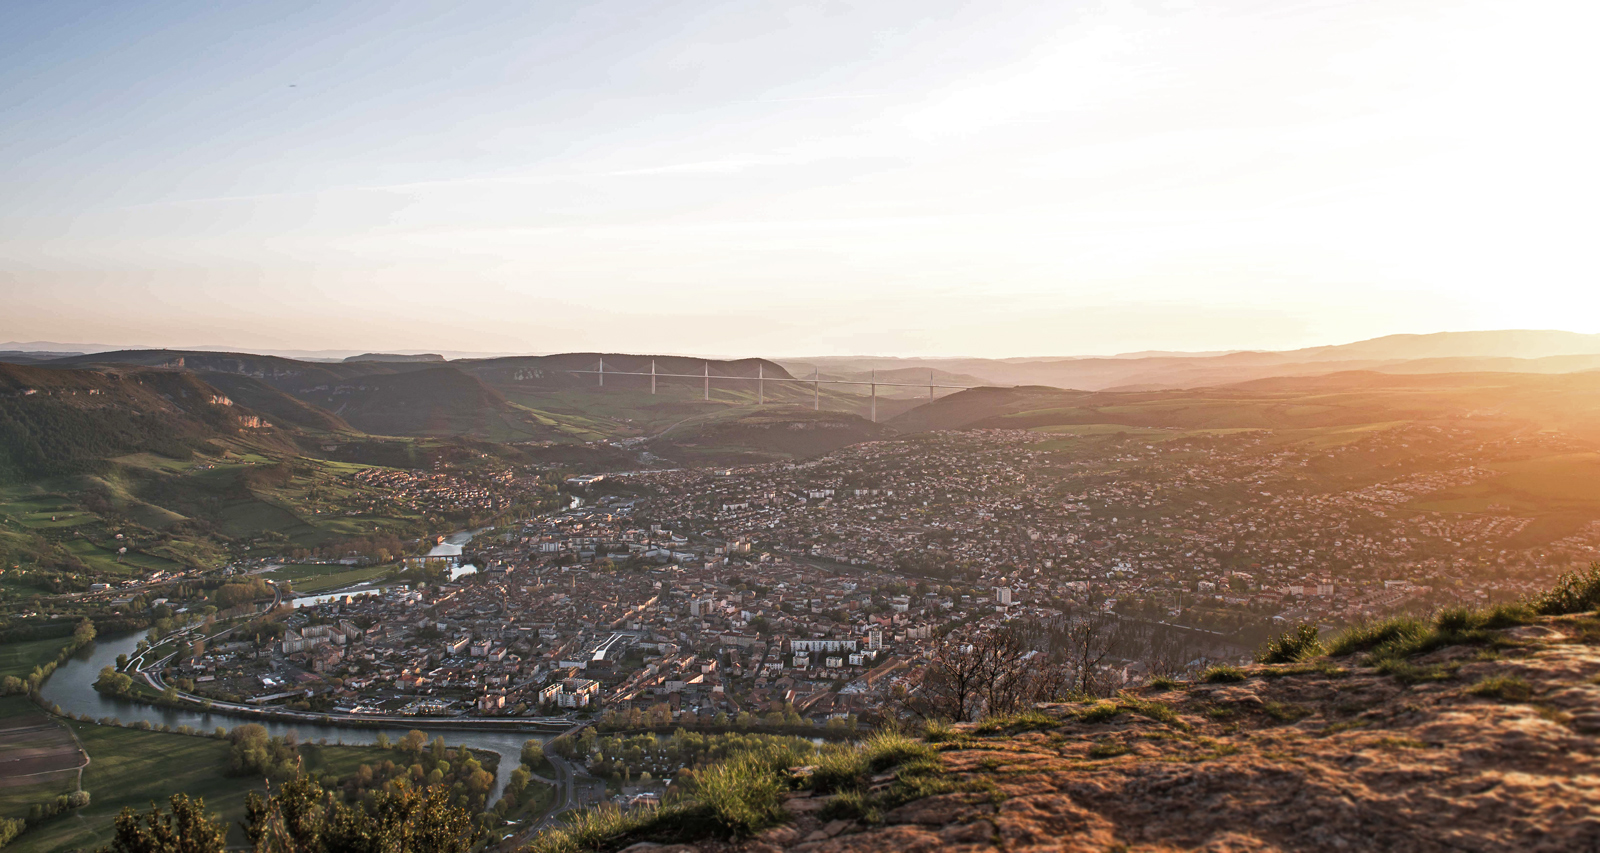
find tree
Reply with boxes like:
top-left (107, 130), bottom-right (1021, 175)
top-left (96, 666), bottom-right (135, 698)
top-left (227, 724), bottom-right (300, 780)
top-left (101, 793), bottom-right (226, 853)
top-left (243, 774), bottom-right (481, 853)
top-left (508, 767), bottom-right (531, 797)
top-left (1060, 608), bottom-right (1117, 696)
top-left (520, 739), bottom-right (543, 768)
top-left (913, 636), bottom-right (987, 721)
top-left (911, 623), bottom-right (1075, 721)
top-left (647, 703), bottom-right (672, 727)
top-left (397, 730), bottom-right (427, 755)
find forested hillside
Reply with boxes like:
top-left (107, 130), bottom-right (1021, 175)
top-left (0, 365), bottom-right (282, 484)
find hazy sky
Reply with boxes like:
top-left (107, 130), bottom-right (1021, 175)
top-left (2, 0), bottom-right (1596, 357)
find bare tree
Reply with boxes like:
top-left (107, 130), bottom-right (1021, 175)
top-left (1061, 608), bottom-right (1117, 697)
top-left (1143, 631), bottom-right (1193, 682)
top-left (912, 635), bottom-right (987, 721)
top-left (908, 624), bottom-right (1075, 721)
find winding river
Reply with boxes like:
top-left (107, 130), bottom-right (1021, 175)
top-left (41, 632), bottom-right (549, 802)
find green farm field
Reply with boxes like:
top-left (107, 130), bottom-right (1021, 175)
top-left (0, 638), bottom-right (73, 680)
top-left (4, 716), bottom-right (393, 853)
top-left (59, 539), bottom-right (180, 576)
top-left (270, 563), bottom-right (395, 593)
top-left (0, 697), bottom-right (81, 824)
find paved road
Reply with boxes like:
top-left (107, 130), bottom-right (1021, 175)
top-left (506, 754), bottom-right (607, 847)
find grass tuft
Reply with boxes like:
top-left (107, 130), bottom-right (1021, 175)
top-left (974, 710), bottom-right (1058, 734)
top-left (920, 718), bottom-right (958, 744)
top-left (1257, 623), bottom-right (1325, 664)
top-left (1148, 676), bottom-right (1182, 691)
top-left (1319, 719), bottom-right (1370, 737)
top-left (810, 729), bottom-right (936, 794)
top-left (1119, 697), bottom-right (1182, 727)
top-left (1262, 701), bottom-right (1313, 722)
top-left (1326, 617), bottom-right (1428, 657)
top-left (527, 803), bottom-right (665, 853)
top-left (1200, 664), bottom-right (1247, 683)
top-left (819, 789), bottom-right (878, 823)
top-left (1329, 602), bottom-right (1536, 666)
top-left (1077, 702), bottom-right (1123, 724)
top-left (1466, 675), bottom-right (1533, 702)
top-left (529, 742), bottom-right (813, 853)
top-left (1372, 736), bottom-right (1427, 751)
top-left (1264, 660), bottom-right (1348, 679)
top-left (1374, 658), bottom-right (1454, 684)
top-left (1087, 740), bottom-right (1130, 759)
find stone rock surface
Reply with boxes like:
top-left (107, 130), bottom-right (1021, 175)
top-left (667, 615), bottom-right (1600, 852)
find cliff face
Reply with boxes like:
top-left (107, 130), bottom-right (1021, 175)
top-left (643, 614), bottom-right (1600, 853)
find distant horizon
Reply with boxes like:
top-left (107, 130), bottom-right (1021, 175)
top-left (6, 326), bottom-right (1600, 363)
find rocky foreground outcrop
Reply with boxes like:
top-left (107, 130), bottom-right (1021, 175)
top-left (633, 616), bottom-right (1600, 853)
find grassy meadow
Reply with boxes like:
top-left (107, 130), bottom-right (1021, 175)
top-left (3, 712), bottom-right (393, 853)
top-left (0, 638), bottom-right (73, 680)
top-left (268, 563), bottom-right (395, 593)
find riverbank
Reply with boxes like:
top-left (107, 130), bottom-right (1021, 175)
top-left (0, 693), bottom-right (401, 853)
top-left (37, 631), bottom-right (568, 805)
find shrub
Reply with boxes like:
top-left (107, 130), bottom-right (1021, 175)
top-left (23, 789), bottom-right (90, 827)
top-left (1257, 624), bottom-right (1325, 664)
top-left (1200, 664), bottom-right (1246, 683)
top-left (1532, 563), bottom-right (1600, 615)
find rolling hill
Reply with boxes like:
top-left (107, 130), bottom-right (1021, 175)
top-left (287, 365), bottom-right (534, 439)
top-left (796, 330), bottom-right (1600, 391)
top-left (0, 363), bottom-right (295, 484)
top-left (887, 370), bottom-right (1600, 445)
top-left (646, 406), bottom-right (896, 465)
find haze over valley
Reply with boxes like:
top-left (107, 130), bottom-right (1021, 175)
top-left (4, 1), bottom-right (1600, 851)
